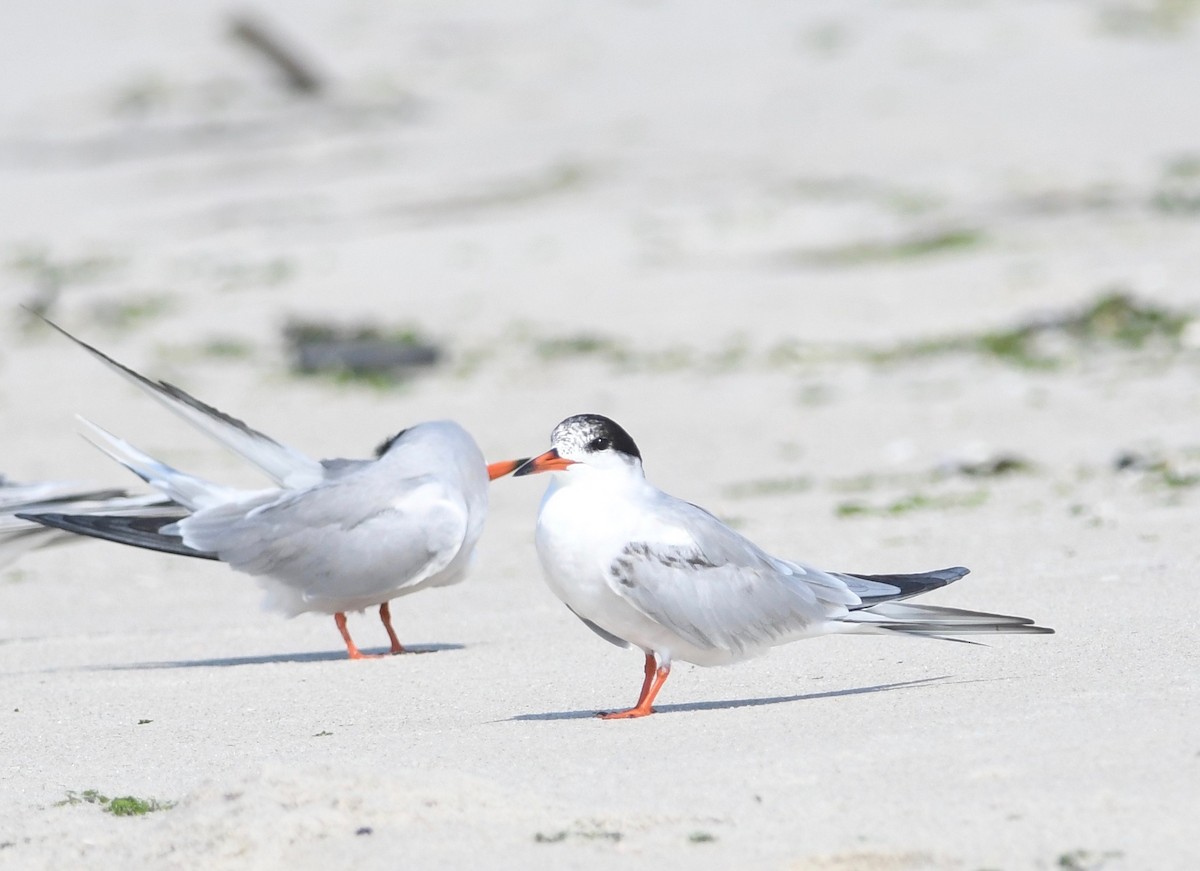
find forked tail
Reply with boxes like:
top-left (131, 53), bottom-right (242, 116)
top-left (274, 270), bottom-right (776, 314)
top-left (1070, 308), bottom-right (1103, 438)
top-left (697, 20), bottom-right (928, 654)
top-left (843, 601), bottom-right (1053, 641)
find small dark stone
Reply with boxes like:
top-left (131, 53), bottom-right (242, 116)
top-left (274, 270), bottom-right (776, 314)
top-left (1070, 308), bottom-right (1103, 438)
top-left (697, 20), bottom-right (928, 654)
top-left (1114, 451), bottom-right (1146, 471)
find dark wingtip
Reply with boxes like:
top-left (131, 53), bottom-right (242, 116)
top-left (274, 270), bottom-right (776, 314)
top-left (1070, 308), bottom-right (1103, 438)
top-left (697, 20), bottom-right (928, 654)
top-left (511, 457), bottom-right (536, 476)
top-left (15, 512), bottom-right (58, 526)
top-left (16, 512), bottom-right (218, 560)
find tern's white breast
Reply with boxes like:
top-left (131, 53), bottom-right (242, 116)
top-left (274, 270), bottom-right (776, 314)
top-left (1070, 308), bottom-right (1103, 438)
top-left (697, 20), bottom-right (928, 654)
top-left (532, 475), bottom-right (743, 665)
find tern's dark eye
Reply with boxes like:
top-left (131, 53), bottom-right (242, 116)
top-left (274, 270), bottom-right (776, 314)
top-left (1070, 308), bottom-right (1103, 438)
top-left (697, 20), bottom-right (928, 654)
top-left (588, 436), bottom-right (611, 452)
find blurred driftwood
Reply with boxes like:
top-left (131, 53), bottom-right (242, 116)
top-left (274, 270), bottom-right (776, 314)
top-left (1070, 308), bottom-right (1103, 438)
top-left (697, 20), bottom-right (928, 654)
top-left (229, 13), bottom-right (326, 95)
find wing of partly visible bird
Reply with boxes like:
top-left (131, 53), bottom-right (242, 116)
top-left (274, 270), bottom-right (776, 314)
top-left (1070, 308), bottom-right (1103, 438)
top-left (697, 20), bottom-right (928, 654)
top-left (1, 478), bottom-right (178, 568)
top-left (40, 317), bottom-right (325, 489)
top-left (179, 469), bottom-right (471, 608)
top-left (601, 497), bottom-right (861, 655)
top-left (0, 479), bottom-right (127, 511)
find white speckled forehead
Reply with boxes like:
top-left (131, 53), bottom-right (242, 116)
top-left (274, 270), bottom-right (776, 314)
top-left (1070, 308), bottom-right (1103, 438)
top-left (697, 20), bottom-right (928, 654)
top-left (550, 414), bottom-right (642, 460)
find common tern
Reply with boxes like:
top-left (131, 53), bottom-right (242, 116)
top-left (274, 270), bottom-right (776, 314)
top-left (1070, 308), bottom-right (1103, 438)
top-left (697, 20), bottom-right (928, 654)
top-left (506, 413), bottom-right (1052, 718)
top-left (19, 320), bottom-right (521, 658)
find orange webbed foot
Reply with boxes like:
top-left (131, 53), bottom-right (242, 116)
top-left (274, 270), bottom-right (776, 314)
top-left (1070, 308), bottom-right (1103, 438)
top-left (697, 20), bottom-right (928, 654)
top-left (597, 706), bottom-right (655, 720)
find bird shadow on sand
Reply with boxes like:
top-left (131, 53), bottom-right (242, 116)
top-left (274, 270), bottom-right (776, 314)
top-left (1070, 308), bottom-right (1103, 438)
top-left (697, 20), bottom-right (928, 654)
top-left (92, 642), bottom-right (466, 670)
top-left (508, 676), bottom-right (951, 721)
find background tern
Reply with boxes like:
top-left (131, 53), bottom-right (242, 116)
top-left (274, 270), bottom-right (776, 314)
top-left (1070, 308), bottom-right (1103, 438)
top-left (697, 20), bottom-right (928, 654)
top-left (20, 320), bottom-right (521, 659)
top-left (506, 413), bottom-right (1053, 718)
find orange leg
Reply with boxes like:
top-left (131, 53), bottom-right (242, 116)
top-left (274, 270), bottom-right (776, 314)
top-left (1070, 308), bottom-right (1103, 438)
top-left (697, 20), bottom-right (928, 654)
top-left (334, 612), bottom-right (382, 660)
top-left (598, 656), bottom-right (671, 720)
top-left (378, 602), bottom-right (405, 655)
top-left (636, 652), bottom-right (656, 702)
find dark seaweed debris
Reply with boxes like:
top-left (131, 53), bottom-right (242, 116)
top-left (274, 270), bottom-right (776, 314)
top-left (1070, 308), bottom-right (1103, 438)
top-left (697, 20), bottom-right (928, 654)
top-left (284, 319), bottom-right (441, 383)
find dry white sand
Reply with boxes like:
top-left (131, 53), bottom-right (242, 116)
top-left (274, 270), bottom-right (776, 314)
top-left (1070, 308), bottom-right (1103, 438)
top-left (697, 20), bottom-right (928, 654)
top-left (2, 2), bottom-right (1198, 868)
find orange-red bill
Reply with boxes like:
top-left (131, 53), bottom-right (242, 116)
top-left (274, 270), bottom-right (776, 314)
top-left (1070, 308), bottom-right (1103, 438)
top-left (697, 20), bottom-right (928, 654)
top-left (486, 459), bottom-right (528, 481)
top-left (513, 448), bottom-right (575, 476)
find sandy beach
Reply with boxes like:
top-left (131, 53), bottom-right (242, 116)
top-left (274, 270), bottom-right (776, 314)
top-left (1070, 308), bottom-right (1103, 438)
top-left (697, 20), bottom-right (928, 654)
top-left (2, 2), bottom-right (1198, 868)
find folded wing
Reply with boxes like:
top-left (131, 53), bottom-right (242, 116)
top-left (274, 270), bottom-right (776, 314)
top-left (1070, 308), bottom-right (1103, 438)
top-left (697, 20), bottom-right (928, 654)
top-left (601, 500), bottom-right (859, 655)
top-left (178, 471), bottom-right (471, 610)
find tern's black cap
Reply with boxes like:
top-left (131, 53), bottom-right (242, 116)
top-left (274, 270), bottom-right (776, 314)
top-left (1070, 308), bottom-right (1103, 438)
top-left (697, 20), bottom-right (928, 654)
top-left (552, 413), bottom-right (642, 461)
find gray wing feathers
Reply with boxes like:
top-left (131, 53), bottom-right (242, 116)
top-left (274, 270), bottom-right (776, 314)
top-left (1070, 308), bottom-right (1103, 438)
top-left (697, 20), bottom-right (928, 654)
top-left (609, 551), bottom-right (833, 654)
top-left (1, 481), bottom-right (176, 568)
top-left (78, 417), bottom-right (238, 511)
top-left (178, 474), bottom-right (468, 606)
top-left (604, 501), bottom-right (852, 655)
top-left (320, 458), bottom-right (371, 478)
top-left (42, 317), bottom-right (324, 488)
top-left (0, 480), bottom-right (127, 511)
top-left (599, 498), bottom-right (1022, 653)
top-left (19, 511), bottom-right (215, 560)
top-left (678, 501), bottom-right (862, 606)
